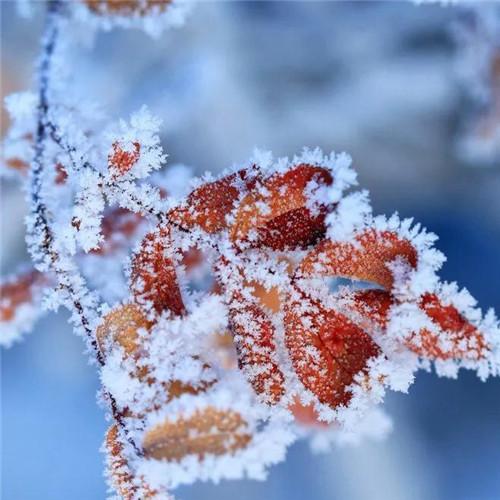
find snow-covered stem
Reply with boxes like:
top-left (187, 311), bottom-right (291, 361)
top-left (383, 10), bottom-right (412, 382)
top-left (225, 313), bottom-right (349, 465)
top-left (28, 0), bottom-right (101, 360)
top-left (26, 0), bottom-right (144, 459)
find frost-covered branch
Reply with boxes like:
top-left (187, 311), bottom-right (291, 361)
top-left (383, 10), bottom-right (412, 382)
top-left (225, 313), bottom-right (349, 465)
top-left (25, 0), bottom-right (147, 467)
top-left (27, 0), bottom-right (102, 360)
top-left (2, 2), bottom-right (500, 500)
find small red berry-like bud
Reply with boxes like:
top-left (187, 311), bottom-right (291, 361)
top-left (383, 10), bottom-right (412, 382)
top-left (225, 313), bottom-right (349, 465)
top-left (108, 141), bottom-right (140, 177)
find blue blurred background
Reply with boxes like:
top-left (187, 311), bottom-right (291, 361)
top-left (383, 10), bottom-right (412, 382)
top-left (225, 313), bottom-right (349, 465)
top-left (2, 2), bottom-right (500, 499)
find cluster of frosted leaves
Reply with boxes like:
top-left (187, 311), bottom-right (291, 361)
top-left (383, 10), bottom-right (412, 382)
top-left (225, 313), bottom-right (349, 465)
top-left (2, 62), bottom-right (500, 495)
top-left (88, 147), bottom-right (500, 498)
top-left (3, 4), bottom-right (498, 499)
top-left (455, 4), bottom-right (500, 165)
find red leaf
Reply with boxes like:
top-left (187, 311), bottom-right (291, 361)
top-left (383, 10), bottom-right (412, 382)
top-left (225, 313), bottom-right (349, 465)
top-left (230, 164), bottom-right (332, 250)
top-left (410, 293), bottom-right (489, 361)
top-left (108, 141), bottom-right (140, 176)
top-left (299, 230), bottom-right (418, 289)
top-left (228, 289), bottom-right (285, 405)
top-left (169, 169), bottom-right (259, 233)
top-left (130, 224), bottom-right (185, 316)
top-left (285, 287), bottom-right (379, 409)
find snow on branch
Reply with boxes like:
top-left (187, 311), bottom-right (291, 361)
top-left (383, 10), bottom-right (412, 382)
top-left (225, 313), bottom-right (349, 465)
top-left (97, 149), bottom-right (498, 494)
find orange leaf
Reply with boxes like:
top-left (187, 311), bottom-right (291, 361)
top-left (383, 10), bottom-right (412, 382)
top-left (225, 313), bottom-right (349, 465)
top-left (96, 303), bottom-right (152, 359)
top-left (142, 407), bottom-right (252, 461)
top-left (284, 288), bottom-right (379, 409)
top-left (169, 169), bottom-right (259, 233)
top-left (299, 230), bottom-right (418, 289)
top-left (347, 289), bottom-right (393, 330)
top-left (108, 141), bottom-right (140, 176)
top-left (229, 290), bottom-right (285, 404)
top-left (409, 293), bottom-right (489, 361)
top-left (230, 164), bottom-right (332, 250)
top-left (130, 224), bottom-right (185, 316)
top-left (347, 290), bottom-right (490, 363)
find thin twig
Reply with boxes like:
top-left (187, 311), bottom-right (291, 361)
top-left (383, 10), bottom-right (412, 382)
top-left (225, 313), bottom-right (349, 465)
top-left (29, 0), bottom-right (103, 363)
top-left (28, 0), bottom-right (142, 457)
